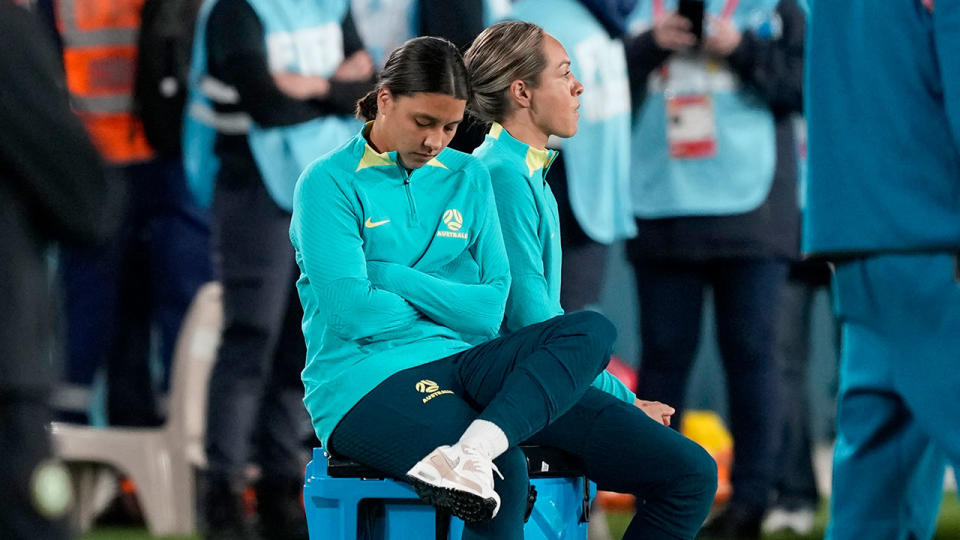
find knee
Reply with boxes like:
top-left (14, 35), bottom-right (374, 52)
top-left (669, 442), bottom-right (718, 515)
top-left (565, 310), bottom-right (617, 351)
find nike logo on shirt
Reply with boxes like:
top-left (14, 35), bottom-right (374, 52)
top-left (365, 217), bottom-right (390, 228)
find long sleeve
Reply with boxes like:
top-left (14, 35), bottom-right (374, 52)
top-left (592, 370), bottom-right (636, 403)
top-left (726, 0), bottom-right (805, 116)
top-left (0, 2), bottom-right (116, 246)
top-left (206, 0), bottom-right (372, 127)
top-left (367, 176), bottom-right (510, 338)
top-left (491, 172), bottom-right (562, 333)
top-left (291, 168), bottom-right (420, 342)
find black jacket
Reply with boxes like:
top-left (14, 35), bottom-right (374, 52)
top-left (0, 0), bottom-right (116, 393)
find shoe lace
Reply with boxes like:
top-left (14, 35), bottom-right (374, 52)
top-left (461, 445), bottom-right (504, 480)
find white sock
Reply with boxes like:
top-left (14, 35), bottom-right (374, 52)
top-left (457, 419), bottom-right (509, 460)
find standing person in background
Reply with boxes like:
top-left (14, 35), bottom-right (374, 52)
top-left (184, 0), bottom-right (373, 538)
top-left (504, 0), bottom-right (637, 313)
top-left (624, 0), bottom-right (804, 537)
top-left (1, 0), bottom-right (116, 537)
top-left (805, 1), bottom-right (960, 538)
top-left (40, 0), bottom-right (211, 427)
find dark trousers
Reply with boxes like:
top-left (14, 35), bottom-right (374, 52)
top-left (204, 174), bottom-right (308, 485)
top-left (0, 394), bottom-right (70, 540)
top-left (330, 312), bottom-right (717, 540)
top-left (630, 258), bottom-right (787, 512)
top-left (59, 157), bottom-right (212, 425)
top-left (771, 268), bottom-right (834, 510)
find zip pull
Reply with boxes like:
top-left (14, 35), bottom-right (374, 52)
top-left (399, 167), bottom-right (419, 225)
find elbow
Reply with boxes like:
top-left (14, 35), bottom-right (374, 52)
top-left (459, 298), bottom-right (507, 338)
top-left (325, 313), bottom-right (369, 341)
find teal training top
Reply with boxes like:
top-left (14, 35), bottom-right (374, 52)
top-left (291, 123), bottom-right (511, 447)
top-left (473, 123), bottom-right (636, 404)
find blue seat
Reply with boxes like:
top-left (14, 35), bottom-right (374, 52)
top-left (303, 446), bottom-right (594, 540)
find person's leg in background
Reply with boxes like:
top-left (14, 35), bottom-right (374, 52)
top-left (203, 173), bottom-right (301, 540)
top-left (147, 156), bottom-right (213, 396)
top-left (828, 253), bottom-right (959, 540)
top-left (109, 156), bottom-right (213, 426)
top-left (0, 393), bottom-right (72, 540)
top-left (253, 274), bottom-right (311, 540)
top-left (528, 388), bottom-right (717, 539)
top-left (55, 165), bottom-right (130, 424)
top-left (105, 162), bottom-right (158, 426)
top-left (629, 258), bottom-right (706, 423)
top-left (764, 264), bottom-right (825, 534)
top-left (701, 257), bottom-right (787, 539)
top-left (550, 155), bottom-right (609, 312)
top-left (56, 241), bottom-right (119, 423)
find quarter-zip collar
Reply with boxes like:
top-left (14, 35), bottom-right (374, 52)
top-left (486, 122), bottom-right (559, 184)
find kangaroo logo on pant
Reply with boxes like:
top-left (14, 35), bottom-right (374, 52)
top-left (416, 379), bottom-right (454, 403)
top-left (416, 379), bottom-right (439, 393)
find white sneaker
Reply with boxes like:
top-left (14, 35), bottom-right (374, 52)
top-left (406, 443), bottom-right (503, 522)
top-left (762, 507), bottom-right (815, 535)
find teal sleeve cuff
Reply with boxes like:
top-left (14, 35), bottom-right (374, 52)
top-left (591, 370), bottom-right (636, 404)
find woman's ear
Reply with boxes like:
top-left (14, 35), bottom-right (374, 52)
top-left (377, 87), bottom-right (393, 117)
top-left (508, 79), bottom-right (532, 110)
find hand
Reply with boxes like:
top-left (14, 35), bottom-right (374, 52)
top-left (653, 12), bottom-right (697, 52)
top-left (333, 50), bottom-right (375, 82)
top-left (635, 399), bottom-right (676, 426)
top-left (272, 72), bottom-right (330, 100)
top-left (704, 16), bottom-right (742, 57)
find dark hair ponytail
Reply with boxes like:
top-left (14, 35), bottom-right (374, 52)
top-left (354, 36), bottom-right (471, 121)
top-left (356, 90), bottom-right (379, 121)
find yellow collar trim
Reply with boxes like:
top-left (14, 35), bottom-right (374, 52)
top-left (356, 121), bottom-right (448, 171)
top-left (355, 144), bottom-right (395, 171)
top-left (525, 146), bottom-right (554, 177)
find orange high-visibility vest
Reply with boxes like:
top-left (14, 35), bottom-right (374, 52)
top-left (56, 0), bottom-right (154, 164)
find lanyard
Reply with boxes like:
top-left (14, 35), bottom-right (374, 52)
top-left (653, 0), bottom-right (740, 20)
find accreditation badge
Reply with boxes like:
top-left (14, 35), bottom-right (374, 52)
top-left (666, 94), bottom-right (717, 159)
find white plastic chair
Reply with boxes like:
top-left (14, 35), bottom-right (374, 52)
top-left (51, 281), bottom-right (223, 536)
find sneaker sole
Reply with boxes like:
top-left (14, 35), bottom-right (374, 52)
top-left (405, 475), bottom-right (497, 523)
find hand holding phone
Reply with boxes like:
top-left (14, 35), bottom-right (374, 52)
top-left (652, 12), bottom-right (698, 51)
top-left (677, 0), bottom-right (705, 42)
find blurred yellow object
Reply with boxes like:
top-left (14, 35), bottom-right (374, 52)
top-left (681, 410), bottom-right (733, 454)
top-left (596, 410), bottom-right (734, 512)
top-left (681, 410), bottom-right (733, 506)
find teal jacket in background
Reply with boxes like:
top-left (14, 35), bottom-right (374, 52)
top-left (291, 123), bottom-right (510, 446)
top-left (474, 123), bottom-right (636, 404)
top-left (803, 0), bottom-right (960, 256)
